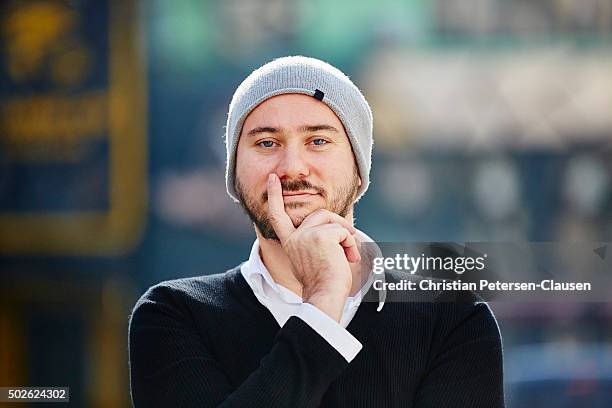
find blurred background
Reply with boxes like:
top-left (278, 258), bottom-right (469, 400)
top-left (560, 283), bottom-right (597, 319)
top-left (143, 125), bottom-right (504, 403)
top-left (1, 0), bottom-right (611, 406)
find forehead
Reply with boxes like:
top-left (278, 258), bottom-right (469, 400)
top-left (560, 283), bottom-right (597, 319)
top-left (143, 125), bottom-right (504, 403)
top-left (241, 93), bottom-right (345, 133)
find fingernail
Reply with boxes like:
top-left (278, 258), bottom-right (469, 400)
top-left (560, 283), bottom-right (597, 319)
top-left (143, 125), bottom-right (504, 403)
top-left (268, 174), bottom-right (274, 185)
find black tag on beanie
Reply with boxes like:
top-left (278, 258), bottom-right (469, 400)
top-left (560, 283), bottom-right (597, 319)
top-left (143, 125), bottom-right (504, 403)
top-left (313, 89), bottom-right (324, 101)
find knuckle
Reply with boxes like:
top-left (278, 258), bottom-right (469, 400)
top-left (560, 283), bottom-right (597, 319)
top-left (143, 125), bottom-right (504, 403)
top-left (330, 223), bottom-right (347, 235)
top-left (309, 230), bottom-right (326, 244)
top-left (312, 208), bottom-right (329, 218)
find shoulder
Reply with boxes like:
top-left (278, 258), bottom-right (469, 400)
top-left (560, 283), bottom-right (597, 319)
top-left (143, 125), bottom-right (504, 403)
top-left (142, 268), bottom-right (238, 300)
top-left (130, 266), bottom-right (245, 323)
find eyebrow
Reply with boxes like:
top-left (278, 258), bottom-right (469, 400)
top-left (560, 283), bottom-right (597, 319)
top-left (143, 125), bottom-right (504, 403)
top-left (299, 124), bottom-right (339, 133)
top-left (246, 124), bottom-right (339, 136)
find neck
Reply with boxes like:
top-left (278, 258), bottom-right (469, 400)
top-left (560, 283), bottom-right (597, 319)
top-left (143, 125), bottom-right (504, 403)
top-left (256, 209), bottom-right (367, 298)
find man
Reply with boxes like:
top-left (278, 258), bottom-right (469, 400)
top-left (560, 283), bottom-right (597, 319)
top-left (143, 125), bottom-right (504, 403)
top-left (129, 56), bottom-right (504, 407)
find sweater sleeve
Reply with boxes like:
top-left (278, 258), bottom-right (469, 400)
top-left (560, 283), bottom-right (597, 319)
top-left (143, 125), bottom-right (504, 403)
top-left (128, 283), bottom-right (349, 408)
top-left (413, 297), bottom-right (505, 408)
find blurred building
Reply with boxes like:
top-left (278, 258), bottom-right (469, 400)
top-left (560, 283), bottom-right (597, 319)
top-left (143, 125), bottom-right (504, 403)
top-left (1, 0), bottom-right (611, 406)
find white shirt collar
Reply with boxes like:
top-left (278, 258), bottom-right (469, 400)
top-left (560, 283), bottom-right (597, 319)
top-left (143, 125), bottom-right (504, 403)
top-left (241, 229), bottom-right (379, 327)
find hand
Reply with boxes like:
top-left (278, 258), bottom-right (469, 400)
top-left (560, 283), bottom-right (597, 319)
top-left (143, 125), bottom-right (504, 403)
top-left (267, 173), bottom-right (361, 322)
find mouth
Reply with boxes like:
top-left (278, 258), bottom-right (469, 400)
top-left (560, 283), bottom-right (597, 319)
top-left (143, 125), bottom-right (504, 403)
top-left (282, 191), bottom-right (318, 201)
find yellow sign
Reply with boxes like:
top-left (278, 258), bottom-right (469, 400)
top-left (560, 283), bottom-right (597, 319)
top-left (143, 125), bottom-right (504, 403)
top-left (0, 0), bottom-right (147, 255)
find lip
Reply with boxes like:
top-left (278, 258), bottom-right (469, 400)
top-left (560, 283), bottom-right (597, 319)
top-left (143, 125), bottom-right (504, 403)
top-left (282, 191), bottom-right (316, 196)
top-left (282, 192), bottom-right (318, 200)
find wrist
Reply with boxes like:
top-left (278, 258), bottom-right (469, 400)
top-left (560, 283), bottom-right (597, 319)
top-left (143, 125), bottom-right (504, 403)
top-left (303, 290), bottom-right (349, 323)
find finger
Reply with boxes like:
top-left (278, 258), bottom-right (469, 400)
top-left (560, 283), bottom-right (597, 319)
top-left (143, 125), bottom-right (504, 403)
top-left (299, 209), bottom-right (356, 234)
top-left (266, 173), bottom-right (295, 242)
top-left (338, 229), bottom-right (361, 263)
top-left (322, 224), bottom-right (361, 263)
top-left (314, 223), bottom-right (361, 261)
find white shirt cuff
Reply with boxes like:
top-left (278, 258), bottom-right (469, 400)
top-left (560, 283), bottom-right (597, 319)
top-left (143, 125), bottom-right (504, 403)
top-left (295, 302), bottom-right (363, 363)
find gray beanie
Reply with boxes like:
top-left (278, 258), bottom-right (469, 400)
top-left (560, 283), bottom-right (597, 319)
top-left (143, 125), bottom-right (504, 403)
top-left (225, 56), bottom-right (373, 202)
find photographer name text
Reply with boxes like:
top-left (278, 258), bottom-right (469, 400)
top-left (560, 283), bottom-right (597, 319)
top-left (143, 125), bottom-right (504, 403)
top-left (373, 279), bottom-right (592, 292)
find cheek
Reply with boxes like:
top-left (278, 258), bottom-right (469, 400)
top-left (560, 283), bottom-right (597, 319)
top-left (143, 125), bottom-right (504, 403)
top-left (311, 152), bottom-right (355, 184)
top-left (235, 152), bottom-right (274, 195)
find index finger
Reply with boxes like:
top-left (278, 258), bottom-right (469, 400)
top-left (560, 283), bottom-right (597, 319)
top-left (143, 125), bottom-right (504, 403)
top-left (266, 173), bottom-right (295, 242)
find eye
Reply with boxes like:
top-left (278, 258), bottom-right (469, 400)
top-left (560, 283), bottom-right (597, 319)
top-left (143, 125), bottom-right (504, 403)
top-left (311, 138), bottom-right (328, 146)
top-left (257, 140), bottom-right (276, 148)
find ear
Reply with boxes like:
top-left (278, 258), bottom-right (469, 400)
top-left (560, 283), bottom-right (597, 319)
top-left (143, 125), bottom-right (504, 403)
top-left (358, 176), bottom-right (362, 187)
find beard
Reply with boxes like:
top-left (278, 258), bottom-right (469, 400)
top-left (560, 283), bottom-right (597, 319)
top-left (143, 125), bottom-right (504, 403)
top-left (235, 165), bottom-right (360, 241)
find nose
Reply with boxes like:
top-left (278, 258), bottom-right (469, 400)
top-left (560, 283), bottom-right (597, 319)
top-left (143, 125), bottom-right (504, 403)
top-left (275, 144), bottom-right (310, 180)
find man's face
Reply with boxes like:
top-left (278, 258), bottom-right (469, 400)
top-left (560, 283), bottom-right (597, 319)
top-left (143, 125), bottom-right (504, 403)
top-left (235, 93), bottom-right (361, 240)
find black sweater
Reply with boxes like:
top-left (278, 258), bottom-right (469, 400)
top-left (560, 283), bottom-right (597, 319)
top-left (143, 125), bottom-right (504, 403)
top-left (128, 266), bottom-right (504, 407)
